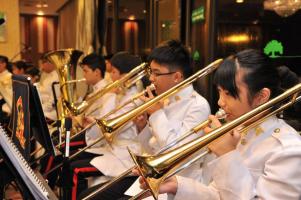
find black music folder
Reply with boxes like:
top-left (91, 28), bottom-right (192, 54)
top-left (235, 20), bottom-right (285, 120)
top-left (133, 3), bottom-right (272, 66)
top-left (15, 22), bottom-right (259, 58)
top-left (8, 75), bottom-right (56, 161)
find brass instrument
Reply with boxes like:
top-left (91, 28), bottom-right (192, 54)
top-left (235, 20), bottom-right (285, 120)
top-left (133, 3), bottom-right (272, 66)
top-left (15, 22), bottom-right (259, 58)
top-left (82, 109), bottom-right (226, 200)
top-left (95, 59), bottom-right (223, 144)
top-left (45, 49), bottom-right (84, 121)
top-left (128, 83), bottom-right (301, 200)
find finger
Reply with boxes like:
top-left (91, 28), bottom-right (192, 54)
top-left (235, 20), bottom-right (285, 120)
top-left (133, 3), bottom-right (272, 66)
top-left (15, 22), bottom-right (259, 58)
top-left (132, 168), bottom-right (140, 176)
top-left (146, 86), bottom-right (154, 98)
top-left (208, 115), bottom-right (222, 128)
top-left (139, 95), bottom-right (148, 102)
top-left (203, 126), bottom-right (213, 134)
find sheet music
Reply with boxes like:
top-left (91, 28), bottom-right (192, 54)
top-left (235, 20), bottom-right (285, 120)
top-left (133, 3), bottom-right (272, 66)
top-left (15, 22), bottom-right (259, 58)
top-left (0, 126), bottom-right (49, 200)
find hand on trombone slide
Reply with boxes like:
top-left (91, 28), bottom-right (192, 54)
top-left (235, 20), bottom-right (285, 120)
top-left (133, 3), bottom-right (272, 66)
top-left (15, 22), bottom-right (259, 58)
top-left (139, 86), bottom-right (162, 115)
top-left (204, 114), bottom-right (241, 157)
top-left (132, 168), bottom-right (178, 197)
top-left (133, 112), bottom-right (148, 133)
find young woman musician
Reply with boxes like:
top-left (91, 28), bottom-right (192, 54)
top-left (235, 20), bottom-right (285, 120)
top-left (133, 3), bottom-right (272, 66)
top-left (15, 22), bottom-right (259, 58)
top-left (137, 49), bottom-right (301, 200)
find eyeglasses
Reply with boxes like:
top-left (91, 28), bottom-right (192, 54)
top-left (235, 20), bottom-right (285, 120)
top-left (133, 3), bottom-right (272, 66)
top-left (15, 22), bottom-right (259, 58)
top-left (149, 70), bottom-right (177, 77)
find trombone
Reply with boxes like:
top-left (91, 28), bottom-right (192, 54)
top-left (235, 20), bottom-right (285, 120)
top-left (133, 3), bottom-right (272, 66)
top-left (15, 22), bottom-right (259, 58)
top-left (128, 83), bottom-right (301, 200)
top-left (82, 109), bottom-right (227, 200)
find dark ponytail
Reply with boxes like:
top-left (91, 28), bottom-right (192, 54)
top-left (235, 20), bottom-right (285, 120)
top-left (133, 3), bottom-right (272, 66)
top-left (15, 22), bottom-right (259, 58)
top-left (277, 66), bottom-right (301, 130)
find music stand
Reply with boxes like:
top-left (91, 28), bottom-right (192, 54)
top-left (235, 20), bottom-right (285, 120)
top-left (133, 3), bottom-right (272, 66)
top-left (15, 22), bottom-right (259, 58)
top-left (8, 75), bottom-right (56, 161)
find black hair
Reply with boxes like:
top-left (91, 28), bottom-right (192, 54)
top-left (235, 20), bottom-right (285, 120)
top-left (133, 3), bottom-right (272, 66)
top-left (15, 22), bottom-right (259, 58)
top-left (110, 51), bottom-right (142, 74)
top-left (81, 53), bottom-right (106, 77)
top-left (13, 60), bottom-right (28, 71)
top-left (104, 54), bottom-right (113, 60)
top-left (26, 67), bottom-right (40, 77)
top-left (0, 55), bottom-right (9, 65)
top-left (277, 66), bottom-right (299, 90)
top-left (277, 66), bottom-right (301, 130)
top-left (148, 40), bottom-right (192, 78)
top-left (214, 49), bottom-right (281, 101)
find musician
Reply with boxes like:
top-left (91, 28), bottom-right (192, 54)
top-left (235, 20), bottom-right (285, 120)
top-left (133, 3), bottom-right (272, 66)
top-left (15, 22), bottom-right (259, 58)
top-left (64, 52), bottom-right (143, 200)
top-left (36, 54), bottom-right (60, 121)
top-left (137, 49), bottom-right (301, 200)
top-left (78, 53), bottom-right (116, 146)
top-left (80, 40), bottom-right (211, 199)
top-left (0, 55), bottom-right (12, 125)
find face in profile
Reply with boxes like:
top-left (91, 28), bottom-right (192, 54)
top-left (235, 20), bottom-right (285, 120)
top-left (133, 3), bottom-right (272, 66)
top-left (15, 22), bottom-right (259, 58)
top-left (149, 61), bottom-right (181, 95)
top-left (110, 66), bottom-right (121, 82)
top-left (12, 65), bottom-right (25, 75)
top-left (40, 60), bottom-right (55, 73)
top-left (82, 65), bottom-right (101, 85)
top-left (217, 69), bottom-right (257, 122)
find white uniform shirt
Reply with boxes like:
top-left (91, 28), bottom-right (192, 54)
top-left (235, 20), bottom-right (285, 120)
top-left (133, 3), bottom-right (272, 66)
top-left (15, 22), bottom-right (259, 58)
top-left (137, 84), bottom-right (210, 155)
top-left (89, 86), bottom-right (141, 177)
top-left (126, 85), bottom-right (211, 198)
top-left (36, 70), bottom-right (59, 120)
top-left (0, 70), bottom-right (12, 113)
top-left (85, 79), bottom-right (116, 146)
top-left (172, 117), bottom-right (301, 200)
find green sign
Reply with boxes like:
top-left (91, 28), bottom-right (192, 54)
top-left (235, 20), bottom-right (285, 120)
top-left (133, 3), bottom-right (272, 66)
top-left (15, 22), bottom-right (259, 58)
top-left (264, 40), bottom-right (283, 58)
top-left (192, 50), bottom-right (200, 61)
top-left (192, 6), bottom-right (205, 23)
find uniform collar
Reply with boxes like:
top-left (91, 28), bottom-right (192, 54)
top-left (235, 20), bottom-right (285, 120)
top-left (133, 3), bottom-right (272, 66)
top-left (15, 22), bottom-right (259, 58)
top-left (93, 79), bottom-right (108, 91)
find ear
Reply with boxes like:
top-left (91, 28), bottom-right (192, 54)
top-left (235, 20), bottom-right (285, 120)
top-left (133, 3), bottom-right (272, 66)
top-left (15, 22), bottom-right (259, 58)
top-left (253, 88), bottom-right (271, 106)
top-left (173, 71), bottom-right (183, 83)
top-left (95, 68), bottom-right (102, 77)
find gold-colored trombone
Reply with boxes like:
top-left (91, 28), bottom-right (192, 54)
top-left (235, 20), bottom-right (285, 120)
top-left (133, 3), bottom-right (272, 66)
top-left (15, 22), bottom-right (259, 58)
top-left (128, 83), bottom-right (301, 200)
top-left (82, 109), bottom-right (226, 200)
top-left (95, 59), bottom-right (223, 143)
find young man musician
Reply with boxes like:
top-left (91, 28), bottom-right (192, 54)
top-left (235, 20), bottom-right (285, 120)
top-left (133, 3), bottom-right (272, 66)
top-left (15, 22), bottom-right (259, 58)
top-left (42, 53), bottom-right (116, 190)
top-left (81, 40), bottom-right (211, 200)
top-left (137, 49), bottom-right (301, 200)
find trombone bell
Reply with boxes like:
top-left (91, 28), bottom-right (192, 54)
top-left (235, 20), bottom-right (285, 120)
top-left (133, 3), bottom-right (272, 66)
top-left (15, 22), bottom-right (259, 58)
top-left (128, 149), bottom-right (164, 200)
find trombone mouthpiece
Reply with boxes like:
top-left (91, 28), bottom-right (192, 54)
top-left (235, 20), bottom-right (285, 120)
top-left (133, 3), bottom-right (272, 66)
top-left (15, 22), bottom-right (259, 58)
top-left (149, 83), bottom-right (156, 91)
top-left (216, 108), bottom-right (227, 124)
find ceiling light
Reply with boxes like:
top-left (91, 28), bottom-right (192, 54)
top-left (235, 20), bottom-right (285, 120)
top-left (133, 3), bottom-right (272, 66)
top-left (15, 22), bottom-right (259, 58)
top-left (128, 15), bottom-right (135, 20)
top-left (37, 11), bottom-right (44, 16)
top-left (264, 0), bottom-right (301, 17)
